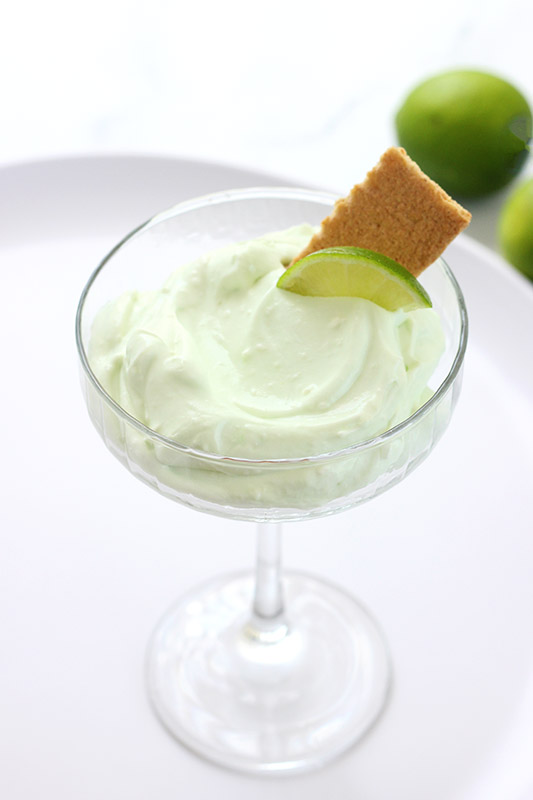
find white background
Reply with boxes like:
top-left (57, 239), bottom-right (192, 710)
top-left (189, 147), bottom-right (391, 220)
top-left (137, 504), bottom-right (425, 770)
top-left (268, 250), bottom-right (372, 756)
top-left (2, 2), bottom-right (533, 799)
top-left (2, 0), bottom-right (533, 247)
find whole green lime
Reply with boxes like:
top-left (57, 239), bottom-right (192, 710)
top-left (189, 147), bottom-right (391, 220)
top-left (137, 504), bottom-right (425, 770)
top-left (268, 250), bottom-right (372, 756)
top-left (395, 69), bottom-right (532, 198)
top-left (499, 177), bottom-right (533, 280)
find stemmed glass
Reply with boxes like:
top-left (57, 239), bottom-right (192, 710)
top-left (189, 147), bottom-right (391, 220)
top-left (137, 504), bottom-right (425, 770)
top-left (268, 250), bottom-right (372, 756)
top-left (75, 188), bottom-right (467, 776)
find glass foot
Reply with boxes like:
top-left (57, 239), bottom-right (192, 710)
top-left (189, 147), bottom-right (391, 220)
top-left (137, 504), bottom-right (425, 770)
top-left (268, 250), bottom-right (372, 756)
top-left (146, 571), bottom-right (391, 775)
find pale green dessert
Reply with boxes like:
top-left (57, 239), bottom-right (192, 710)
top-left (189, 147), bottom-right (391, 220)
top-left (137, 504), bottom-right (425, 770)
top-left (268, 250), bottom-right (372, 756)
top-left (90, 225), bottom-right (444, 473)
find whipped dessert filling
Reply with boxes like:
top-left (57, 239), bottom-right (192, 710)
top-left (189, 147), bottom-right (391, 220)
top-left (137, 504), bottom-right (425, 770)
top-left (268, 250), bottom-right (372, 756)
top-left (89, 225), bottom-right (445, 460)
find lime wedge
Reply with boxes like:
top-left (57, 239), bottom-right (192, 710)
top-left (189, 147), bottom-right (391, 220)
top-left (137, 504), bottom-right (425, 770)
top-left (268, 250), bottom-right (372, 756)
top-left (277, 247), bottom-right (432, 311)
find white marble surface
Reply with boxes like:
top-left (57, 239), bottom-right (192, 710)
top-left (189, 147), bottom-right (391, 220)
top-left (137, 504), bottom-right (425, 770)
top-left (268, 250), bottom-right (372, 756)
top-left (2, 0), bottom-right (533, 252)
top-left (2, 5), bottom-right (533, 800)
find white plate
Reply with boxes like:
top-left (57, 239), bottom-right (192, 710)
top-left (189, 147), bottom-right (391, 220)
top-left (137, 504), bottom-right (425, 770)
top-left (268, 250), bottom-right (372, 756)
top-left (1, 155), bottom-right (533, 800)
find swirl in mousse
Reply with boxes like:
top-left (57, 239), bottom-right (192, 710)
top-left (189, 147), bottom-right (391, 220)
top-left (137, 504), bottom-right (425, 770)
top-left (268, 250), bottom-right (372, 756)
top-left (90, 224), bottom-right (444, 457)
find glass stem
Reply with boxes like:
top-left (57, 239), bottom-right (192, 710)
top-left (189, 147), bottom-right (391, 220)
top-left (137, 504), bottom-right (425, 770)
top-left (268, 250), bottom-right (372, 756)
top-left (248, 522), bottom-right (288, 642)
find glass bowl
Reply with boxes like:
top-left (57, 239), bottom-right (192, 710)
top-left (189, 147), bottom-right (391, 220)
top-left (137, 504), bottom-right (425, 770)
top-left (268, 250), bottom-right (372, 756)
top-left (76, 188), bottom-right (467, 523)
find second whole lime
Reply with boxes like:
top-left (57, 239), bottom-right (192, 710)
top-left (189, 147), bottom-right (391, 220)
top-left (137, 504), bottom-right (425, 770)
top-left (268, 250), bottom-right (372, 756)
top-left (395, 69), bottom-right (532, 198)
top-left (499, 178), bottom-right (533, 281)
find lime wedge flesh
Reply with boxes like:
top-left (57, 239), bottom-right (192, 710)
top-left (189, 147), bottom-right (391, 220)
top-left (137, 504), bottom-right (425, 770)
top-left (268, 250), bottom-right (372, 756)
top-left (277, 247), bottom-right (432, 311)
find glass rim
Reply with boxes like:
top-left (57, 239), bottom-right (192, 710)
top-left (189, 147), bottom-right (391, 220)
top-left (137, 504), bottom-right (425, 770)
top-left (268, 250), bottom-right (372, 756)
top-left (75, 186), bottom-right (469, 468)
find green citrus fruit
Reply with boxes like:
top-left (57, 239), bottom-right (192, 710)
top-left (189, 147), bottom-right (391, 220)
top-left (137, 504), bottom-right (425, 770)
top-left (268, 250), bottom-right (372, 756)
top-left (395, 69), bottom-right (532, 198)
top-left (276, 247), bottom-right (432, 311)
top-left (498, 177), bottom-right (533, 280)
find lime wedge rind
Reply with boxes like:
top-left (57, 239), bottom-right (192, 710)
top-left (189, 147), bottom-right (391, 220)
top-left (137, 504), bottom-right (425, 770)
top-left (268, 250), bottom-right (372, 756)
top-left (277, 247), bottom-right (432, 311)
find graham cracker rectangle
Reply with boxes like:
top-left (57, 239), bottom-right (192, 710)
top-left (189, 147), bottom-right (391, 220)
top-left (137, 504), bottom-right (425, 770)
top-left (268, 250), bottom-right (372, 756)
top-left (293, 147), bottom-right (471, 276)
